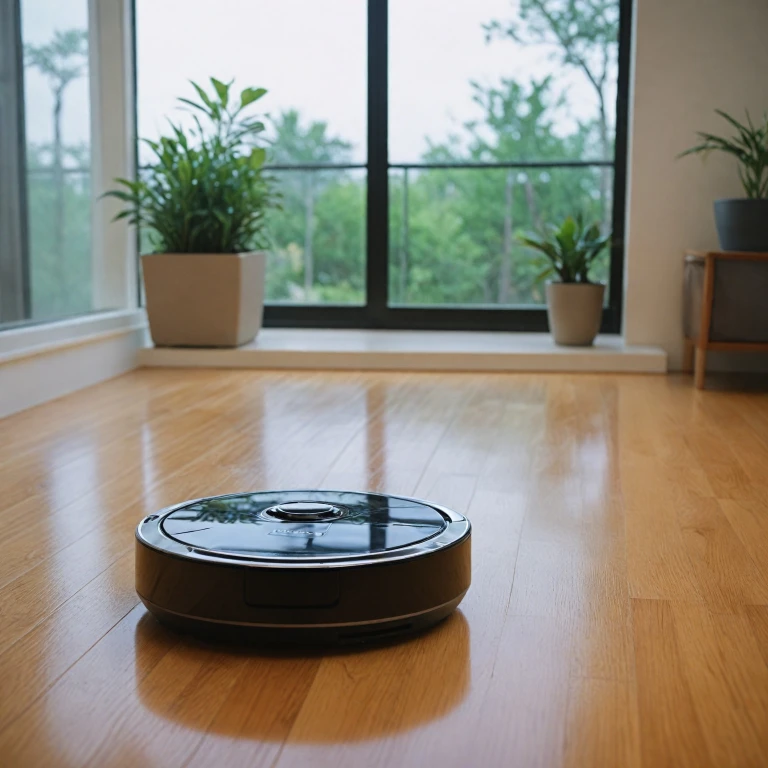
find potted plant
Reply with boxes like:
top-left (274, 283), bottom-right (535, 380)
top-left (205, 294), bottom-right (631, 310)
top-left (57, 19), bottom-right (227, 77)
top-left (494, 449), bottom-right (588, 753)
top-left (107, 78), bottom-right (276, 347)
top-left (518, 215), bottom-right (611, 346)
top-left (679, 109), bottom-right (768, 252)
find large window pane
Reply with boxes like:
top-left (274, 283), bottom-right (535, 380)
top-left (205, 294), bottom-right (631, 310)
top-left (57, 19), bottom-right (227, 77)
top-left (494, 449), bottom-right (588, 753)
top-left (390, 0), bottom-right (618, 165)
top-left (266, 169), bottom-right (365, 305)
top-left (136, 0), bottom-right (367, 306)
top-left (137, 1), bottom-right (365, 162)
top-left (389, 166), bottom-right (612, 307)
top-left (21, 0), bottom-right (92, 321)
top-left (389, 0), bottom-right (619, 310)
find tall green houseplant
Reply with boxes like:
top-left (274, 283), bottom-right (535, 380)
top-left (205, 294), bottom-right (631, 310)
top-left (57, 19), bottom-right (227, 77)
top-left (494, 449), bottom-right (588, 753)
top-left (107, 77), bottom-right (276, 252)
top-left (107, 79), bottom-right (278, 348)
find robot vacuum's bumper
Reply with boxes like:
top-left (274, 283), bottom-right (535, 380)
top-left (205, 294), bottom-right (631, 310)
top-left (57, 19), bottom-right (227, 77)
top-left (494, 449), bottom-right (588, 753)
top-left (135, 491), bottom-right (471, 646)
top-left (137, 593), bottom-right (467, 646)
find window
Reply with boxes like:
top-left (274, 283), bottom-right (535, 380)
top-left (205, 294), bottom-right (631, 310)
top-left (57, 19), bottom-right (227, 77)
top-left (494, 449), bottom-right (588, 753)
top-left (0, 0), bottom-right (95, 327)
top-left (134, 0), bottom-right (631, 332)
top-left (136, 0), bottom-right (367, 307)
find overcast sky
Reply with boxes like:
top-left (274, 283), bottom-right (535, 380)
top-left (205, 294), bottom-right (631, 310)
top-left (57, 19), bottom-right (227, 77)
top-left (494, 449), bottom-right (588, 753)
top-left (22, 0), bottom-right (614, 164)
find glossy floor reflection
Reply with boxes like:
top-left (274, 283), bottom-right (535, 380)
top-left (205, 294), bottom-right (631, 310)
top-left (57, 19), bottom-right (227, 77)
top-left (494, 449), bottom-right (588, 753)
top-left (1, 370), bottom-right (768, 767)
top-left (133, 610), bottom-right (470, 743)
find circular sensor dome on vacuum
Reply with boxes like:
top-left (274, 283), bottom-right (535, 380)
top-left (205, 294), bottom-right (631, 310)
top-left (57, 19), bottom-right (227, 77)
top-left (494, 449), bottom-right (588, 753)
top-left (135, 490), bottom-right (471, 645)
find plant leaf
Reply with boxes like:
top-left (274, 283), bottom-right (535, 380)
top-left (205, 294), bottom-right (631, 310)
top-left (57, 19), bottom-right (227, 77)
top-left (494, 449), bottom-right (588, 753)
top-left (210, 77), bottom-right (229, 107)
top-left (240, 87), bottom-right (267, 108)
top-left (190, 81), bottom-right (218, 117)
top-left (177, 97), bottom-right (211, 117)
top-left (249, 147), bottom-right (266, 169)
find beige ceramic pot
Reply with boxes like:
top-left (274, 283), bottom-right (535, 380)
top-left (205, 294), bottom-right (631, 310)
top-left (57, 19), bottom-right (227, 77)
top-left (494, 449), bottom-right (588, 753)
top-left (545, 282), bottom-right (605, 346)
top-left (142, 251), bottom-right (266, 348)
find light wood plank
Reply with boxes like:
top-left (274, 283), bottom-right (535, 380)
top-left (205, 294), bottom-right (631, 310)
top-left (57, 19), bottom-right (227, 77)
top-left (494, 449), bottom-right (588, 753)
top-left (672, 602), bottom-right (768, 768)
top-left (0, 606), bottom-right (176, 766)
top-left (719, 498), bottom-right (768, 582)
top-left (466, 613), bottom-right (573, 768)
top-left (677, 498), bottom-right (768, 611)
top-left (632, 599), bottom-right (715, 768)
top-left (273, 613), bottom-right (471, 768)
top-left (185, 654), bottom-right (321, 768)
top-left (0, 553), bottom-right (137, 731)
top-left (564, 678), bottom-right (641, 768)
top-left (622, 463), bottom-right (706, 603)
top-left (745, 604), bottom-right (768, 668)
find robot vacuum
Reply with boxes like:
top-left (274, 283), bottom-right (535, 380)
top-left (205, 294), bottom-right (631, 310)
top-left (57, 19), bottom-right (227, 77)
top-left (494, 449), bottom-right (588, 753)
top-left (136, 490), bottom-right (471, 645)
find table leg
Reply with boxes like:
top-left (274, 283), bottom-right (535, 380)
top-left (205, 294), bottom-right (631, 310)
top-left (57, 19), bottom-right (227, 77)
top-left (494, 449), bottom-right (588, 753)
top-left (683, 338), bottom-right (694, 373)
top-left (694, 345), bottom-right (707, 389)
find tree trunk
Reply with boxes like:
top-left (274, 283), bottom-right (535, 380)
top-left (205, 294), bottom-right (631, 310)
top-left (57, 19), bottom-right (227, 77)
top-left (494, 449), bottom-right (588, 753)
top-left (597, 94), bottom-right (611, 234)
top-left (303, 175), bottom-right (314, 299)
top-left (398, 170), bottom-right (409, 303)
top-left (53, 88), bottom-right (65, 307)
top-left (524, 177), bottom-right (541, 231)
top-left (498, 171), bottom-right (514, 305)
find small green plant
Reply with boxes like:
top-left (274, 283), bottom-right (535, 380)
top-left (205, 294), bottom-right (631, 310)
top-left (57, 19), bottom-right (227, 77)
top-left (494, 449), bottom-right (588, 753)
top-left (106, 78), bottom-right (276, 253)
top-left (679, 110), bottom-right (768, 199)
top-left (517, 215), bottom-right (611, 284)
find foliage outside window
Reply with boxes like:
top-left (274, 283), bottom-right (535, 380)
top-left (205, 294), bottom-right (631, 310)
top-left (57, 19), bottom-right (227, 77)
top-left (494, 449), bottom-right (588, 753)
top-left (24, 24), bottom-right (91, 320)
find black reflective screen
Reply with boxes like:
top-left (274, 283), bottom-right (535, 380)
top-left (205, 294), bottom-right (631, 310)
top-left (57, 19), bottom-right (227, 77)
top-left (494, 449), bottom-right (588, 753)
top-left (161, 490), bottom-right (447, 558)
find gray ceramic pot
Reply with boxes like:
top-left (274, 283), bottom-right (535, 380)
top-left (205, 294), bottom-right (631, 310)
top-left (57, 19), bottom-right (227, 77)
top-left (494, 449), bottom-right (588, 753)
top-left (545, 282), bottom-right (605, 346)
top-left (714, 199), bottom-right (768, 252)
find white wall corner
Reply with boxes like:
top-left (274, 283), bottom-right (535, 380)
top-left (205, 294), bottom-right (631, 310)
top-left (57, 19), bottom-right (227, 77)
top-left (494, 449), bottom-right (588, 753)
top-left (623, 0), bottom-right (768, 371)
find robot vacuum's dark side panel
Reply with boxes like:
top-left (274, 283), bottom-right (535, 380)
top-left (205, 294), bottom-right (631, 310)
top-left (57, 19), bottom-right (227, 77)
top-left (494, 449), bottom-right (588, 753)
top-left (135, 490), bottom-right (471, 645)
top-left (243, 568), bottom-right (340, 608)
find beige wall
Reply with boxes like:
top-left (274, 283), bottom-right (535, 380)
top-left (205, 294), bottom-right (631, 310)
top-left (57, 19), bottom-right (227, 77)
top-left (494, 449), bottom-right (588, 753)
top-left (624, 0), bottom-right (768, 369)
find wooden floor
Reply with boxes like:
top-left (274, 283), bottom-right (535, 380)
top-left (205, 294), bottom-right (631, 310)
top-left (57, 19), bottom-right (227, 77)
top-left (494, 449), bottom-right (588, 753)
top-left (1, 369), bottom-right (768, 767)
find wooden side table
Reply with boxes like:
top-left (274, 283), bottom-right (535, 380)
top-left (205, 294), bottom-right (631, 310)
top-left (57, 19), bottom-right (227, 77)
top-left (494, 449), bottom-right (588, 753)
top-left (683, 250), bottom-right (768, 389)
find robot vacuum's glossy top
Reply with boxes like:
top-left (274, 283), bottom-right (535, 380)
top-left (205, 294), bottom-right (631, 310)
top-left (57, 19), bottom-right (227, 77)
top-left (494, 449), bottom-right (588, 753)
top-left (137, 490), bottom-right (470, 565)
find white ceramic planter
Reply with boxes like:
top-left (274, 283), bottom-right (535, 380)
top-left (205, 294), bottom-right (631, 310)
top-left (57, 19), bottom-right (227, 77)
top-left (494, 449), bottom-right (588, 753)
top-left (142, 251), bottom-right (266, 348)
top-left (545, 282), bottom-right (605, 346)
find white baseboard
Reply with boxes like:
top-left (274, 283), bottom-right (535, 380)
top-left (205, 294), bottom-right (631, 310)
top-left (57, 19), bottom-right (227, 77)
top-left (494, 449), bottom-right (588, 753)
top-left (0, 311), bottom-right (145, 418)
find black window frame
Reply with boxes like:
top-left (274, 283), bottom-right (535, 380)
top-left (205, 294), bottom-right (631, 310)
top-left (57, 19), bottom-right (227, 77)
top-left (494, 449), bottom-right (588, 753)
top-left (0, 0), bottom-right (32, 324)
top-left (134, 0), bottom-right (633, 334)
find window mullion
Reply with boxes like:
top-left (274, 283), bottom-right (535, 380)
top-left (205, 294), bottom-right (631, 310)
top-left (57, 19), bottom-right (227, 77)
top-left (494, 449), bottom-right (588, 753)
top-left (365, 0), bottom-right (389, 326)
top-left (0, 0), bottom-right (31, 323)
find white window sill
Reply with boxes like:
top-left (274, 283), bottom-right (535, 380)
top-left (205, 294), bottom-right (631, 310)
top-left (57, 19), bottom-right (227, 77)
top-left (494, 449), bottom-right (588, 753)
top-left (138, 328), bottom-right (667, 373)
top-left (0, 310), bottom-right (147, 365)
